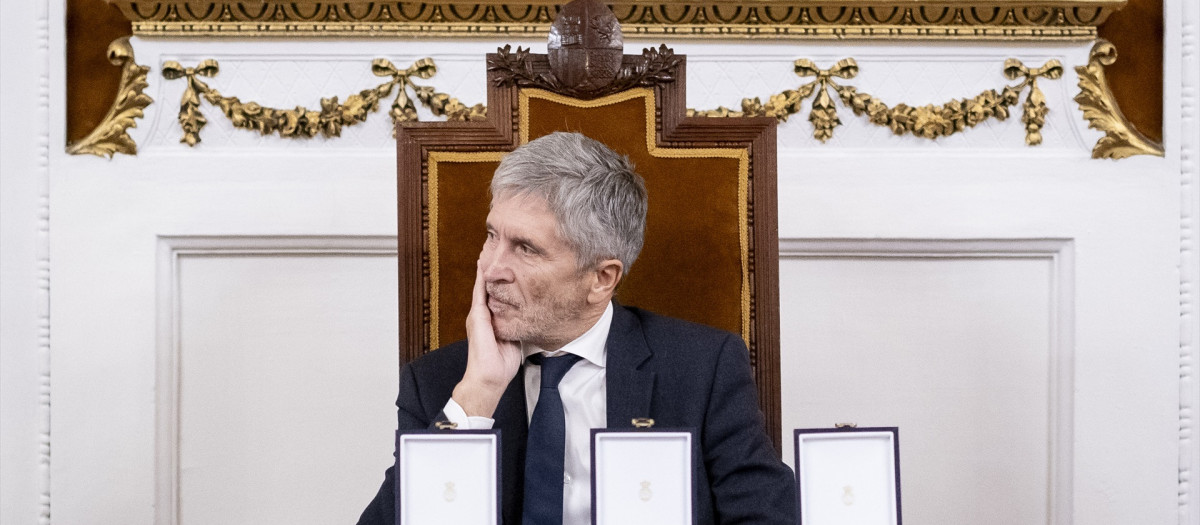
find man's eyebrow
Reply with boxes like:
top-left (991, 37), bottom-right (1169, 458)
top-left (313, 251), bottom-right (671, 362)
top-left (510, 234), bottom-right (542, 252)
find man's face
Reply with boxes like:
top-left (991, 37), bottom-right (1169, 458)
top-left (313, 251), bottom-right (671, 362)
top-left (480, 193), bottom-right (593, 348)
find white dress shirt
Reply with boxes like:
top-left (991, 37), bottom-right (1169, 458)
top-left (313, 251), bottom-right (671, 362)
top-left (442, 302), bottom-right (612, 525)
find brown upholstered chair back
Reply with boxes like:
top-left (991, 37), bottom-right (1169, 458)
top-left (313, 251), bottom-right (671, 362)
top-left (397, 49), bottom-right (782, 449)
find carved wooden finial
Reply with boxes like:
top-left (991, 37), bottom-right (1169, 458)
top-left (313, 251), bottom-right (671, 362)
top-left (548, 0), bottom-right (623, 91)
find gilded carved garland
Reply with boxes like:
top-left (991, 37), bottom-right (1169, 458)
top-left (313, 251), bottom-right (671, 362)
top-left (689, 57), bottom-right (1063, 145)
top-left (160, 57), bottom-right (485, 146)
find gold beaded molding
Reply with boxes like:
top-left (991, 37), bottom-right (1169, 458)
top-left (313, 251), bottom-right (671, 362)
top-left (690, 57), bottom-right (1062, 146)
top-left (113, 1), bottom-right (1122, 40)
top-left (160, 57), bottom-right (485, 146)
top-left (66, 37), bottom-right (154, 157)
top-left (1074, 39), bottom-right (1164, 159)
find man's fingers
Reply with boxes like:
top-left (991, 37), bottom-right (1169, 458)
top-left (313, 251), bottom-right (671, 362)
top-left (467, 259), bottom-right (491, 334)
top-left (472, 259), bottom-right (486, 310)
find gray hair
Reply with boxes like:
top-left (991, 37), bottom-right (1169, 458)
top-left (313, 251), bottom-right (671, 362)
top-left (491, 132), bottom-right (647, 275)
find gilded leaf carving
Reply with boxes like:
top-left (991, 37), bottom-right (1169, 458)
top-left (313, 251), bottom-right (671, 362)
top-left (1073, 40), bottom-right (1164, 159)
top-left (66, 37), bottom-right (154, 157)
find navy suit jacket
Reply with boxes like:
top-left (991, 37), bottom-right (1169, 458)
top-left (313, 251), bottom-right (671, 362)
top-left (358, 303), bottom-right (796, 524)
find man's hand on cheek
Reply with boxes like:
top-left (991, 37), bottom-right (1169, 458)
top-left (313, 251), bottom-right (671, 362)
top-left (452, 261), bottom-right (524, 418)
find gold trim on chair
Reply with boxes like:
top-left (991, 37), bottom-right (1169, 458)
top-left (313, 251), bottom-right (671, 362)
top-left (427, 151), bottom-right (509, 350)
top-left (114, 1), bottom-right (1123, 41)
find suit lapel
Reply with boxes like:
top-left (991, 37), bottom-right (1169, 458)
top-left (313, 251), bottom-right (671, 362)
top-left (605, 303), bottom-right (656, 428)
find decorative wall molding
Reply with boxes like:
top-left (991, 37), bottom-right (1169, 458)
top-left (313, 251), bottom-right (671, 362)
top-left (154, 235), bottom-right (397, 525)
top-left (66, 37), bottom-right (153, 157)
top-left (112, 1), bottom-right (1122, 40)
top-left (36, 2), bottom-right (52, 523)
top-left (778, 237), bottom-right (1075, 525)
top-left (691, 56), bottom-right (1062, 145)
top-left (161, 57), bottom-right (483, 146)
top-left (1073, 39), bottom-right (1165, 160)
top-left (1179, 0), bottom-right (1199, 521)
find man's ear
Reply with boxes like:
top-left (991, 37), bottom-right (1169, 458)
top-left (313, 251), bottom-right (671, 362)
top-left (588, 259), bottom-right (624, 304)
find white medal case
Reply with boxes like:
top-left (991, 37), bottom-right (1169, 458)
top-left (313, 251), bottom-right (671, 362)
top-left (591, 427), bottom-right (695, 525)
top-left (396, 429), bottom-right (500, 525)
top-left (795, 427), bottom-right (902, 525)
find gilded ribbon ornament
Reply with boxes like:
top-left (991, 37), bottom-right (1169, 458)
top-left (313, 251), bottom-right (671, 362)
top-left (161, 57), bottom-right (485, 146)
top-left (1004, 58), bottom-right (1064, 146)
top-left (691, 57), bottom-right (1063, 146)
top-left (66, 37), bottom-right (154, 157)
top-left (1074, 39), bottom-right (1164, 159)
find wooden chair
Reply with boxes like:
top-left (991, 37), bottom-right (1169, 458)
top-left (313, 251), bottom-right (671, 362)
top-left (395, 2), bottom-right (782, 449)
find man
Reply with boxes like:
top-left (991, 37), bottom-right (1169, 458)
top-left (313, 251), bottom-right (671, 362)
top-left (359, 132), bottom-right (795, 524)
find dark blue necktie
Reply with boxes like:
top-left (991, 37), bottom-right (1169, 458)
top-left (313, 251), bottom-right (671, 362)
top-left (522, 353), bottom-right (583, 525)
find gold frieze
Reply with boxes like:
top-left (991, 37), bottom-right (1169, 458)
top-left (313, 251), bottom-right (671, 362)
top-left (112, 1), bottom-right (1125, 40)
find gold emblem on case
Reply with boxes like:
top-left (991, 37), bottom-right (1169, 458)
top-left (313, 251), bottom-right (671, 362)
top-left (639, 481), bottom-right (653, 502)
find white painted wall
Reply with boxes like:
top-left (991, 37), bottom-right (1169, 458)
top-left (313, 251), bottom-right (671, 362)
top-left (1177, 0), bottom-right (1200, 520)
top-left (0, 1), bottom-right (51, 524)
top-left (171, 242), bottom-right (397, 524)
top-left (782, 241), bottom-right (1069, 525)
top-left (1, 0), bottom-right (1197, 523)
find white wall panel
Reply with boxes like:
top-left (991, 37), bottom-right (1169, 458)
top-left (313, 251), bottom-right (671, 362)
top-left (780, 239), bottom-right (1072, 525)
top-left (167, 244), bottom-right (397, 525)
top-left (49, 148), bottom-right (399, 523)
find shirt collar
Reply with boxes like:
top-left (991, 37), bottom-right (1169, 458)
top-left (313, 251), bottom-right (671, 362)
top-left (522, 301), bottom-right (613, 368)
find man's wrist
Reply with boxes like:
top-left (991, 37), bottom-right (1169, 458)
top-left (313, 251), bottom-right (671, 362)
top-left (451, 378), bottom-right (508, 418)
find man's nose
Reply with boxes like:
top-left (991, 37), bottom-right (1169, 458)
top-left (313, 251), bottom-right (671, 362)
top-left (480, 246), bottom-right (514, 282)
